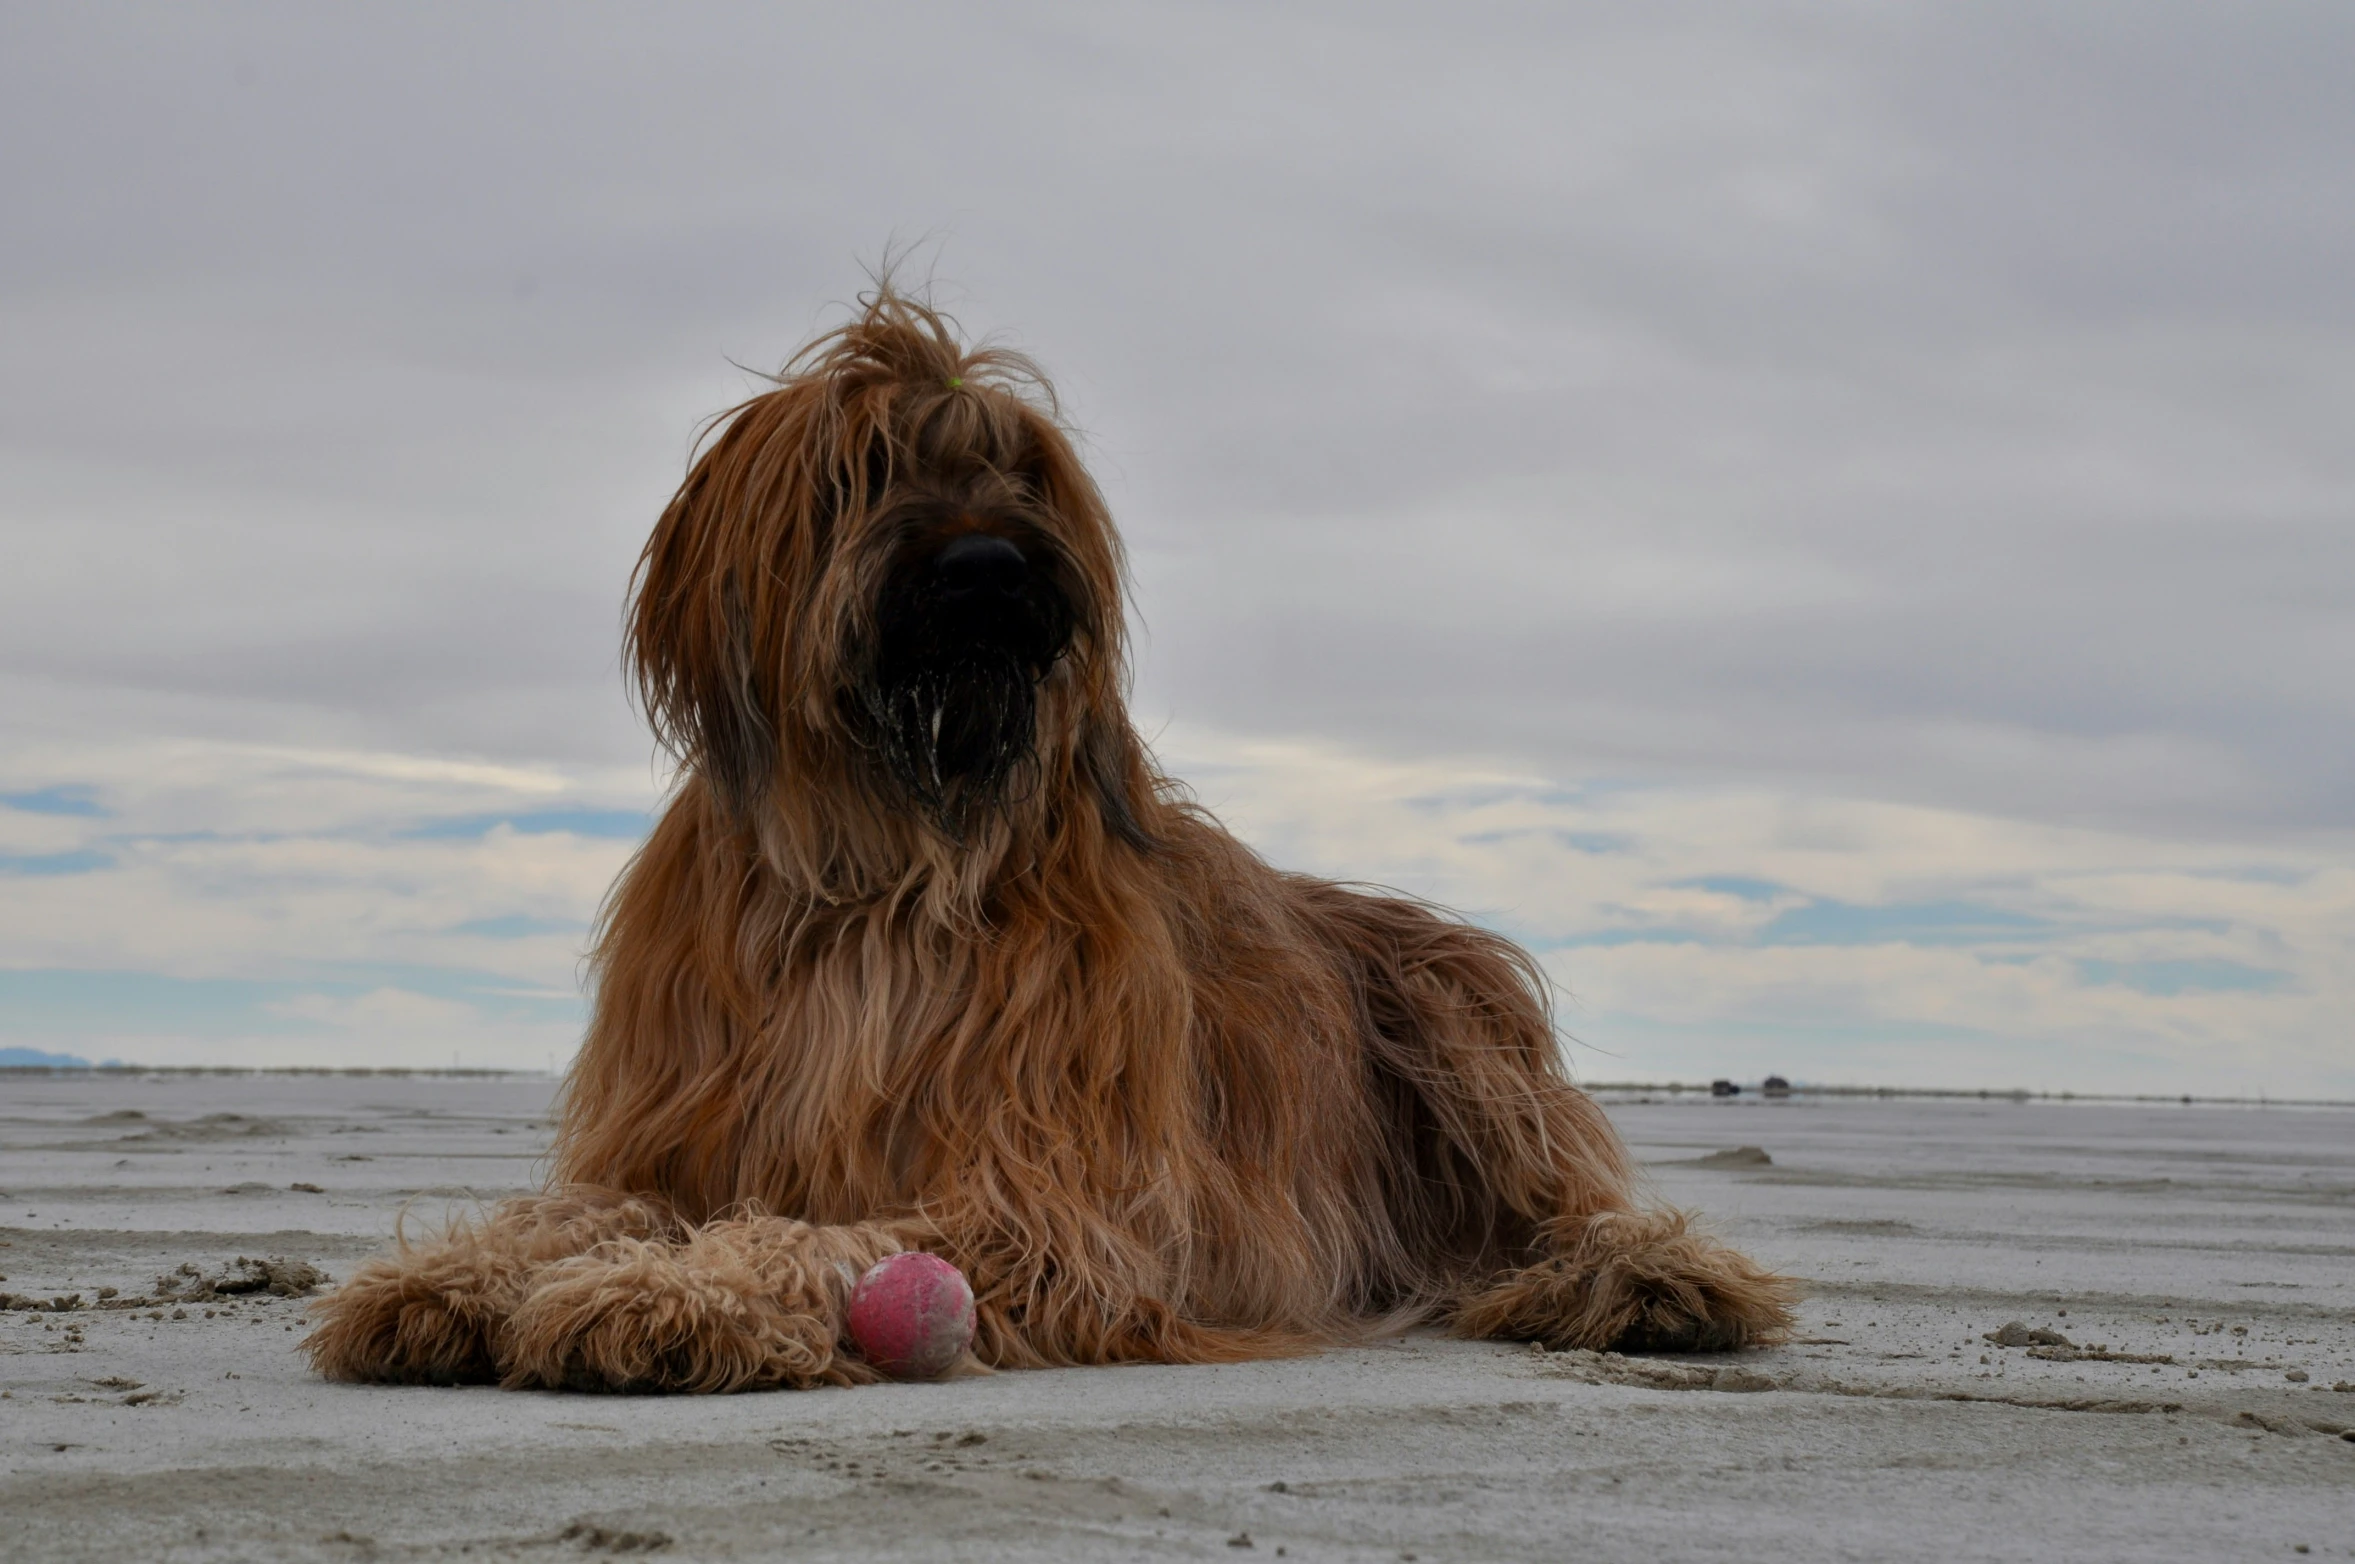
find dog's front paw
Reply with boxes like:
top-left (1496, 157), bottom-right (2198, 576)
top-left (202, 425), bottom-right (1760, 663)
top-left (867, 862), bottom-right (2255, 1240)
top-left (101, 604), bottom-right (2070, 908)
top-left (497, 1237), bottom-right (866, 1394)
top-left (1453, 1209), bottom-right (1796, 1353)
top-left (303, 1248), bottom-right (519, 1384)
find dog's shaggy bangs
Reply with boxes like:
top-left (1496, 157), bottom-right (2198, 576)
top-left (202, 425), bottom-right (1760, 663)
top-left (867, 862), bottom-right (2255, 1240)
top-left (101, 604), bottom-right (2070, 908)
top-left (627, 293), bottom-right (1129, 846)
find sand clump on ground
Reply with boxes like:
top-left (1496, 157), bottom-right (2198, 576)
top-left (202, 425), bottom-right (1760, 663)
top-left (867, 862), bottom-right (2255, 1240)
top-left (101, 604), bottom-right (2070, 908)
top-left (2, 1257), bottom-right (326, 1315)
top-left (151, 1256), bottom-right (329, 1302)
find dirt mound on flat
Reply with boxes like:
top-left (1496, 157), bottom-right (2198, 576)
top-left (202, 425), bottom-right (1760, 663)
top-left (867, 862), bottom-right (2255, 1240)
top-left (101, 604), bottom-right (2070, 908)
top-left (153, 1256), bottom-right (329, 1301)
top-left (118, 1114), bottom-right (286, 1143)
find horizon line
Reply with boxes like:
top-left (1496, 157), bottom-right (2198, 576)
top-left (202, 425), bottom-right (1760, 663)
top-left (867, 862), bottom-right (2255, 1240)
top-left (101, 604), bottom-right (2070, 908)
top-left (2, 1063), bottom-right (2347, 1111)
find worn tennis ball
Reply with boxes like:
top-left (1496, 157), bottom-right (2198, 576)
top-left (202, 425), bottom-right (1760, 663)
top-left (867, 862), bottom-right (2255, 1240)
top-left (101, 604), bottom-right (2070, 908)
top-left (847, 1252), bottom-right (976, 1380)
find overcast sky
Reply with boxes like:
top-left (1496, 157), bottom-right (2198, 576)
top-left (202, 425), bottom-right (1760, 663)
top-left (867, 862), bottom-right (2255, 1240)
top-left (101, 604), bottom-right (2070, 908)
top-left (2, 3), bottom-right (2349, 1093)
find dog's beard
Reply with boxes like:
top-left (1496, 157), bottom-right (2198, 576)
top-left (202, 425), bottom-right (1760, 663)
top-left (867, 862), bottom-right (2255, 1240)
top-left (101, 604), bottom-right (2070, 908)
top-left (852, 568), bottom-right (1074, 837)
top-left (858, 648), bottom-right (1042, 831)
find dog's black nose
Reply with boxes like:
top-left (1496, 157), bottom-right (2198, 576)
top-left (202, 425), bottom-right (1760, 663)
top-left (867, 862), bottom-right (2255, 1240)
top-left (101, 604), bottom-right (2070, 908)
top-left (931, 534), bottom-right (1028, 595)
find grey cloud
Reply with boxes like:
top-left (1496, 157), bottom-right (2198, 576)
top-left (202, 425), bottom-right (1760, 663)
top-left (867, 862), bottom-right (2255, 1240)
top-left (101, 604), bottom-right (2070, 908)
top-left (3, 3), bottom-right (2349, 834)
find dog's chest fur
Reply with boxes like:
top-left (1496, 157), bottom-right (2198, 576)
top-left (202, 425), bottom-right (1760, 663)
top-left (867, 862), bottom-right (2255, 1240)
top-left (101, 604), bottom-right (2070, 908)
top-left (564, 793), bottom-right (1390, 1317)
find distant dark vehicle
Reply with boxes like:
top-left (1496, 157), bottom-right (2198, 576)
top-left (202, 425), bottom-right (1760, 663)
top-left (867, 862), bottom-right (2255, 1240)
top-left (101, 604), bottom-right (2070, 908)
top-left (1762, 1075), bottom-right (1792, 1098)
top-left (1711, 1079), bottom-right (1740, 1097)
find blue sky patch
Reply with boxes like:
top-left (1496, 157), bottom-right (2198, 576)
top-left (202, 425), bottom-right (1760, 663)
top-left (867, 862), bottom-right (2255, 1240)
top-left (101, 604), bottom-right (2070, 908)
top-left (1459, 828), bottom-right (1633, 855)
top-left (1, 784), bottom-right (109, 817)
top-left (1406, 789), bottom-right (1518, 816)
top-left (1759, 898), bottom-right (2049, 947)
top-left (1679, 875), bottom-right (1788, 900)
top-left (0, 848), bottom-right (112, 876)
top-left (1541, 927), bottom-right (1711, 950)
top-left (2184, 865), bottom-right (2309, 886)
top-left (0, 1045), bottom-right (98, 1067)
top-left (1533, 894), bottom-right (2051, 952)
top-left (0, 969), bottom-right (319, 1037)
top-left (2075, 958), bottom-right (2292, 996)
top-left (449, 914), bottom-right (592, 939)
top-left (1554, 831), bottom-right (1632, 854)
top-left (398, 807), bottom-right (649, 841)
top-left (294, 962), bottom-right (585, 1022)
top-left (0, 964), bottom-right (585, 1046)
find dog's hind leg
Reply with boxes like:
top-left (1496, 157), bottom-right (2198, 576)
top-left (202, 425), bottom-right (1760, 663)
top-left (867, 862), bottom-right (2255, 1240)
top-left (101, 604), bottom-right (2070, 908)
top-left (303, 1188), bottom-right (677, 1384)
top-left (495, 1214), bottom-right (908, 1393)
top-left (1303, 881), bottom-right (1796, 1353)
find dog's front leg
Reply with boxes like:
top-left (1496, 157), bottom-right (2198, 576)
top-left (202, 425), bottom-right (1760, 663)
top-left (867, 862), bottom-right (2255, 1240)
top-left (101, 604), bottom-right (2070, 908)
top-left (1432, 1072), bottom-right (1798, 1351)
top-left (1440, 1077), bottom-right (1799, 1353)
top-left (495, 1213), bottom-right (912, 1393)
top-left (303, 1187), bottom-right (678, 1384)
top-left (1452, 1206), bottom-right (1797, 1352)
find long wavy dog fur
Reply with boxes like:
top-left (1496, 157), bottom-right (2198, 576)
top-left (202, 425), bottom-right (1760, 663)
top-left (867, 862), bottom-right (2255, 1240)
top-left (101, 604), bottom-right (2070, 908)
top-left (306, 287), bottom-right (1794, 1392)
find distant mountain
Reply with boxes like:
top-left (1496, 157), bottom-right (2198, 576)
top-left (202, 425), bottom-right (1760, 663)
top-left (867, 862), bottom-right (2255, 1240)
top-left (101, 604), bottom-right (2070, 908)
top-left (0, 1047), bottom-right (94, 1068)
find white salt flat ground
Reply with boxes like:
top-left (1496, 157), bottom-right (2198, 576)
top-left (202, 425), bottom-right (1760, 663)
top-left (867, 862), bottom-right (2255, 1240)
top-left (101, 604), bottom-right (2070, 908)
top-left (2, 1073), bottom-right (2351, 1563)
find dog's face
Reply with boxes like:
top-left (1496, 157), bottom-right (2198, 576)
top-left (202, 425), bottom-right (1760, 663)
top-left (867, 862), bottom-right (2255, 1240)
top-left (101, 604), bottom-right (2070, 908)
top-left (628, 291), bottom-right (1144, 856)
top-left (846, 473), bottom-right (1086, 831)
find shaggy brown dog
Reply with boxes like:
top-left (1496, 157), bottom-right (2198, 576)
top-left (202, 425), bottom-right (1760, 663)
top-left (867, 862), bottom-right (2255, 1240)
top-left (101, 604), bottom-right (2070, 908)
top-left (305, 289), bottom-right (1794, 1392)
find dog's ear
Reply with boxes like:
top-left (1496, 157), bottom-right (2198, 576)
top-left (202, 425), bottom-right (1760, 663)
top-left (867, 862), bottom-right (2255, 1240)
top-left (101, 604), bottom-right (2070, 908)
top-left (698, 573), bottom-right (782, 815)
top-left (628, 388), bottom-right (839, 817)
top-left (1079, 716), bottom-right (1157, 853)
top-left (628, 476), bottom-right (767, 816)
top-left (1003, 402), bottom-right (1154, 856)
